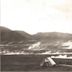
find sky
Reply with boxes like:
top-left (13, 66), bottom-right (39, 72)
top-left (1, 0), bottom-right (72, 34)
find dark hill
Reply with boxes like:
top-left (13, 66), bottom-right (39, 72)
top-left (1, 26), bottom-right (72, 53)
top-left (14, 30), bottom-right (33, 40)
top-left (0, 26), bottom-right (32, 44)
top-left (33, 32), bottom-right (72, 42)
top-left (0, 26), bottom-right (11, 32)
top-left (32, 32), bottom-right (72, 53)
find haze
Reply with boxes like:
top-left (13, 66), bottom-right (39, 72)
top-left (1, 0), bottom-right (72, 34)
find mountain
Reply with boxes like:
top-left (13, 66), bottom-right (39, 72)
top-left (33, 32), bottom-right (72, 42)
top-left (31, 32), bottom-right (72, 53)
top-left (0, 26), bottom-right (11, 32)
top-left (0, 26), bottom-right (33, 44)
top-left (14, 30), bottom-right (33, 40)
top-left (1, 26), bottom-right (72, 54)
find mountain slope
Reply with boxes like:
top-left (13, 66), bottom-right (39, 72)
top-left (33, 32), bottom-right (72, 42)
top-left (31, 32), bottom-right (72, 53)
top-left (0, 26), bottom-right (32, 44)
top-left (14, 30), bottom-right (33, 40)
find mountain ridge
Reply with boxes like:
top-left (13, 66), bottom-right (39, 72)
top-left (1, 26), bottom-right (72, 54)
top-left (0, 26), bottom-right (32, 44)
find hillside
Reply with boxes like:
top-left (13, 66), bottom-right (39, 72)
top-left (1, 26), bottom-right (72, 54)
top-left (0, 26), bottom-right (33, 44)
top-left (14, 30), bottom-right (33, 40)
top-left (28, 32), bottom-right (72, 53)
top-left (33, 32), bottom-right (72, 42)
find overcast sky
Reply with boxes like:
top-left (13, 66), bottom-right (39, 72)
top-left (1, 0), bottom-right (72, 34)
